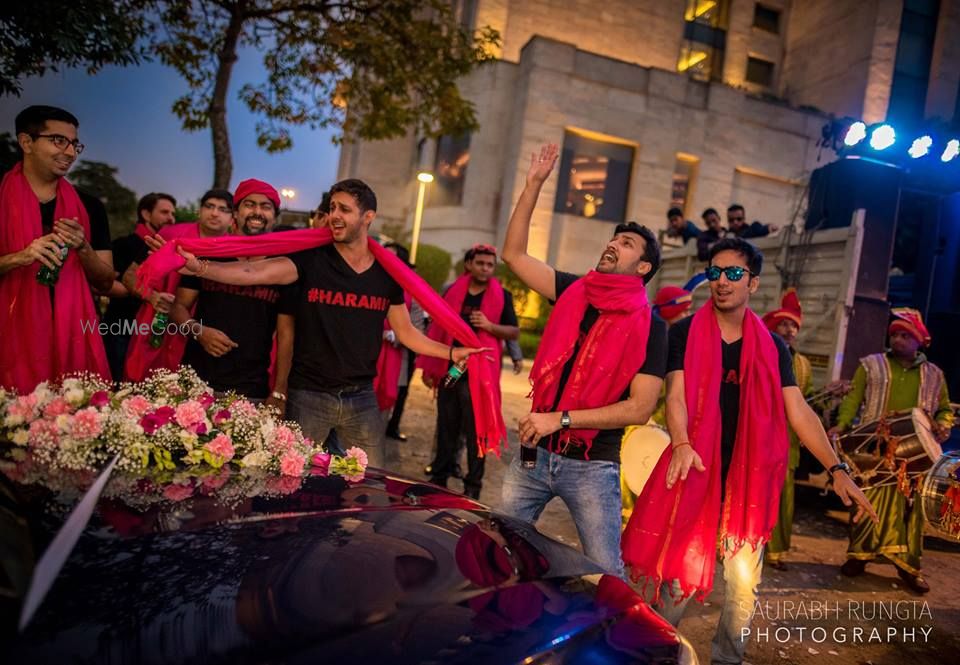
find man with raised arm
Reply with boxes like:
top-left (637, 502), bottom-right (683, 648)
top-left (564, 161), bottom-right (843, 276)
top-left (499, 143), bottom-right (668, 578)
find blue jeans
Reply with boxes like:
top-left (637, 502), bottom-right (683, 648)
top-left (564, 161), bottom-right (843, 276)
top-left (500, 448), bottom-right (624, 578)
top-left (652, 538), bottom-right (764, 664)
top-left (287, 385), bottom-right (385, 469)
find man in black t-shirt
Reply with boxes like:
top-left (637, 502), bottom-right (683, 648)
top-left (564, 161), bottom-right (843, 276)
top-left (172, 182), bottom-right (288, 402)
top-left (498, 143), bottom-right (667, 579)
top-left (174, 179), bottom-right (486, 469)
top-left (628, 238), bottom-right (876, 664)
top-left (426, 244), bottom-right (519, 499)
top-left (102, 192), bottom-right (179, 381)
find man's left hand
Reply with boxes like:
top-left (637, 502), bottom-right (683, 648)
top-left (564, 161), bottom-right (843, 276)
top-left (451, 346), bottom-right (491, 364)
top-left (468, 311), bottom-right (492, 332)
top-left (832, 471), bottom-right (879, 524)
top-left (519, 412), bottom-right (561, 446)
top-left (53, 217), bottom-right (87, 250)
top-left (933, 421), bottom-right (952, 444)
top-left (512, 359), bottom-right (523, 375)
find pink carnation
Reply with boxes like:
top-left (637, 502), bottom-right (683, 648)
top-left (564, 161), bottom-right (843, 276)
top-left (204, 433), bottom-right (235, 463)
top-left (122, 395), bottom-right (152, 418)
top-left (43, 397), bottom-right (72, 418)
top-left (9, 394), bottom-right (39, 421)
top-left (266, 475), bottom-right (303, 495)
top-left (343, 471), bottom-right (366, 484)
top-left (198, 392), bottom-right (216, 407)
top-left (175, 400), bottom-right (206, 429)
top-left (280, 450), bottom-right (306, 476)
top-left (163, 483), bottom-right (195, 502)
top-left (231, 399), bottom-right (258, 417)
top-left (201, 468), bottom-right (231, 491)
top-left (89, 390), bottom-right (110, 408)
top-left (272, 425), bottom-right (298, 452)
top-left (28, 419), bottom-right (60, 448)
top-left (69, 407), bottom-right (104, 440)
top-left (345, 446), bottom-right (369, 469)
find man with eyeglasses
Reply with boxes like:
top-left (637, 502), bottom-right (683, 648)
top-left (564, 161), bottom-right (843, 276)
top-left (170, 180), bottom-right (293, 408)
top-left (418, 243), bottom-right (519, 499)
top-left (726, 203), bottom-right (777, 239)
top-left (622, 237), bottom-right (876, 665)
top-left (0, 105), bottom-right (113, 392)
top-left (499, 143), bottom-right (668, 580)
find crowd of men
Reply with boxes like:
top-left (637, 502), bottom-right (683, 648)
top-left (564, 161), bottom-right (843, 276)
top-left (665, 203), bottom-right (779, 261)
top-left (1, 105), bottom-right (954, 665)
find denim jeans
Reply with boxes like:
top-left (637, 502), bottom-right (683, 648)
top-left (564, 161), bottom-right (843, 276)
top-left (287, 385), bottom-right (385, 469)
top-left (652, 538), bottom-right (764, 664)
top-left (500, 448), bottom-right (624, 578)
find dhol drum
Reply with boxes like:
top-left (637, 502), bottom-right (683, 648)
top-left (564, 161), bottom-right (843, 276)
top-left (921, 450), bottom-right (960, 541)
top-left (837, 408), bottom-right (942, 488)
top-left (620, 424), bottom-right (671, 496)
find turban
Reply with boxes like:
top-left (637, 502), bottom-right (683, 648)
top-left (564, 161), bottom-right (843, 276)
top-left (762, 289), bottom-right (802, 331)
top-left (653, 285), bottom-right (692, 322)
top-left (889, 307), bottom-right (931, 346)
top-left (234, 178), bottom-right (280, 210)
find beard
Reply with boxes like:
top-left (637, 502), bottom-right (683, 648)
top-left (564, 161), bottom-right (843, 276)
top-left (240, 214), bottom-right (269, 235)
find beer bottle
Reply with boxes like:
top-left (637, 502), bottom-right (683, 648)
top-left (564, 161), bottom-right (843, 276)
top-left (36, 244), bottom-right (69, 286)
top-left (441, 358), bottom-right (469, 389)
top-left (149, 312), bottom-right (169, 349)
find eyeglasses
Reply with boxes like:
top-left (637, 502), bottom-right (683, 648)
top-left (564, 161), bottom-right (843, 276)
top-left (201, 202), bottom-right (233, 215)
top-left (32, 134), bottom-right (85, 155)
top-left (705, 265), bottom-right (755, 282)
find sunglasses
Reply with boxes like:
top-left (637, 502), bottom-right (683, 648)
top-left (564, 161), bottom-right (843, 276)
top-left (705, 265), bottom-right (755, 282)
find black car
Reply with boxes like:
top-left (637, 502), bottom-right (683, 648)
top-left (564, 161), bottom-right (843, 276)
top-left (2, 468), bottom-right (697, 664)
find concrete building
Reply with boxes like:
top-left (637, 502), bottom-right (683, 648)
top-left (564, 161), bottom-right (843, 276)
top-left (336, 0), bottom-right (960, 275)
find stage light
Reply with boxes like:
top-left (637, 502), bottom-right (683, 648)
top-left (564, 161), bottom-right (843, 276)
top-left (844, 121), bottom-right (867, 147)
top-left (941, 139), bottom-right (959, 162)
top-left (908, 135), bottom-right (933, 159)
top-left (869, 124), bottom-right (896, 150)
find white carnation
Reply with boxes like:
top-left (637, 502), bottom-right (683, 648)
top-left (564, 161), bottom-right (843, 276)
top-left (241, 451), bottom-right (269, 468)
top-left (65, 388), bottom-right (85, 406)
top-left (11, 429), bottom-right (29, 446)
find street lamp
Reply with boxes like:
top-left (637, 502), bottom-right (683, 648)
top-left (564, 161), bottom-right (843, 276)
top-left (410, 171), bottom-right (434, 265)
top-left (280, 188), bottom-right (296, 201)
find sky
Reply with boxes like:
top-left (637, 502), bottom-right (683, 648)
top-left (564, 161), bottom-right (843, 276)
top-left (0, 49), bottom-right (340, 211)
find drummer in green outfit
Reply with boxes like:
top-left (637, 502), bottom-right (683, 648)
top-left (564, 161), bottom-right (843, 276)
top-left (829, 308), bottom-right (953, 594)
top-left (763, 290), bottom-right (813, 570)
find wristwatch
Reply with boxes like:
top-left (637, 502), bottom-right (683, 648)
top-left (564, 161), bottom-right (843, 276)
top-left (828, 462), bottom-right (851, 475)
top-left (271, 391), bottom-right (287, 402)
top-left (560, 411), bottom-right (571, 429)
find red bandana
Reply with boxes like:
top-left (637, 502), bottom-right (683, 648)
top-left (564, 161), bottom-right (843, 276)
top-left (622, 302), bottom-right (788, 601)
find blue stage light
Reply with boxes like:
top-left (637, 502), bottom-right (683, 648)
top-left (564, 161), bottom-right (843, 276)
top-left (908, 135), bottom-right (932, 158)
top-left (869, 124), bottom-right (896, 150)
top-left (844, 121), bottom-right (867, 147)
top-left (942, 139), bottom-right (959, 162)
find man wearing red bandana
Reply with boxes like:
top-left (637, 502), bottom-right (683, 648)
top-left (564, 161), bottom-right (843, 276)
top-left (0, 105), bottom-right (114, 392)
top-left (622, 238), bottom-right (876, 665)
top-left (419, 244), bottom-right (519, 499)
top-left (499, 143), bottom-right (668, 579)
top-left (832, 308), bottom-right (954, 594)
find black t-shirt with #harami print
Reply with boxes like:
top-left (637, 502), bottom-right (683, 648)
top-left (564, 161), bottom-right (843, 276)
top-left (284, 245), bottom-right (404, 392)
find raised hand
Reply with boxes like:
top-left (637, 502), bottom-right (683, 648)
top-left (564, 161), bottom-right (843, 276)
top-left (526, 143), bottom-right (559, 188)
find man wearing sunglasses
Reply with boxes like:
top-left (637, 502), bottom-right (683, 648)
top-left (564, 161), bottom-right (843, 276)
top-left (499, 143), bottom-right (668, 579)
top-left (726, 203), bottom-right (777, 239)
top-left (0, 105), bottom-right (114, 392)
top-left (419, 243), bottom-right (519, 499)
top-left (623, 237), bottom-right (876, 665)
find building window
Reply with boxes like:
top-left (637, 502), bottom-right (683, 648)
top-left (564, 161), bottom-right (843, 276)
top-left (888, 0), bottom-right (940, 125)
top-left (678, 0), bottom-right (730, 82)
top-left (753, 4), bottom-right (780, 34)
top-left (671, 154), bottom-right (699, 215)
top-left (429, 134), bottom-right (470, 207)
top-left (745, 56), bottom-right (775, 87)
top-left (554, 130), bottom-right (634, 223)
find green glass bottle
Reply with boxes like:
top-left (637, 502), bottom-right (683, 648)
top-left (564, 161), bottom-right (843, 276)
top-left (149, 312), bottom-right (169, 349)
top-left (36, 243), bottom-right (69, 286)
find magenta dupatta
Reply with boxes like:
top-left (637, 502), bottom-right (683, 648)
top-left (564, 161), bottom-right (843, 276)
top-left (136, 228), bottom-right (507, 454)
top-left (0, 163), bottom-right (109, 392)
top-left (621, 302), bottom-right (788, 601)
